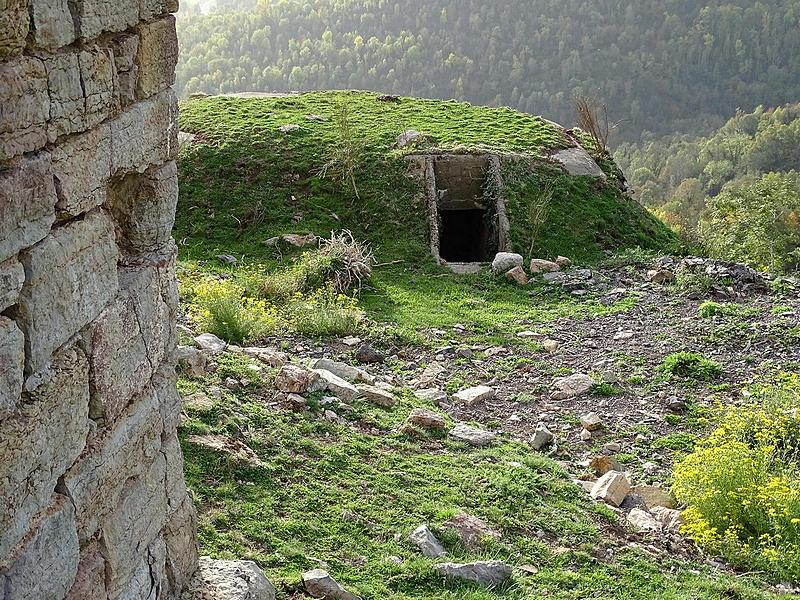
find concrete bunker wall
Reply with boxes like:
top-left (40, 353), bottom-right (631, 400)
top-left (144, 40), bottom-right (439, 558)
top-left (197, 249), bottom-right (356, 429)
top-left (0, 2), bottom-right (197, 598)
top-left (408, 153), bottom-right (511, 265)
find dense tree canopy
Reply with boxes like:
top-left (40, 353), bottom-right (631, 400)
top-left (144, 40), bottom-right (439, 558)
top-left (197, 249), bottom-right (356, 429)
top-left (176, 0), bottom-right (800, 141)
top-left (615, 104), bottom-right (800, 269)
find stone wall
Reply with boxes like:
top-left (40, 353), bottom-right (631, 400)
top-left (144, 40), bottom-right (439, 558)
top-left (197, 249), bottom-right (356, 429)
top-left (0, 2), bottom-right (198, 598)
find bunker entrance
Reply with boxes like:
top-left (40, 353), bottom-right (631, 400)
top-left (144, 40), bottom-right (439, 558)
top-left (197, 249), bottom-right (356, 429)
top-left (439, 208), bottom-right (489, 262)
top-left (433, 155), bottom-right (494, 263)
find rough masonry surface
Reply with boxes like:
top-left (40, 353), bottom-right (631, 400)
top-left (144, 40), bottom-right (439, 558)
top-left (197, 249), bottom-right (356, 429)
top-left (0, 1), bottom-right (198, 598)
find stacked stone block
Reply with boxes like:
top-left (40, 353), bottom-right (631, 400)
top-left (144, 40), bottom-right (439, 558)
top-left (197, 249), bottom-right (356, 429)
top-left (0, 1), bottom-right (197, 598)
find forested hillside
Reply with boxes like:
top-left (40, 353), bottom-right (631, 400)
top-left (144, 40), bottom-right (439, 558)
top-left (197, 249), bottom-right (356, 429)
top-left (615, 104), bottom-right (800, 270)
top-left (176, 0), bottom-right (800, 140)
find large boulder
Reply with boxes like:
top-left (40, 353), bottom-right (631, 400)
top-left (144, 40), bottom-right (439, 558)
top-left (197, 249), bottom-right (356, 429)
top-left (491, 252), bottom-right (523, 274)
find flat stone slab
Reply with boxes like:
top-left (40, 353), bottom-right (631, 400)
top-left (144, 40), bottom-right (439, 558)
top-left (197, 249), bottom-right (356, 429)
top-left (434, 561), bottom-right (513, 588)
top-left (552, 147), bottom-right (606, 178)
top-left (448, 424), bottom-right (496, 447)
top-left (452, 385), bottom-right (495, 405)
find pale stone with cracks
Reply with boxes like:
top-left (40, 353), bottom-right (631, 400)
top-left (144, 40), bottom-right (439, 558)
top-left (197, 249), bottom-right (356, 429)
top-left (0, 345), bottom-right (90, 559)
top-left (15, 209), bottom-right (119, 375)
top-left (136, 15), bottom-right (178, 99)
top-left (28, 0), bottom-right (75, 50)
top-left (0, 316), bottom-right (24, 418)
top-left (0, 56), bottom-right (49, 160)
top-left (0, 152), bottom-right (57, 262)
top-left (0, 494), bottom-right (80, 600)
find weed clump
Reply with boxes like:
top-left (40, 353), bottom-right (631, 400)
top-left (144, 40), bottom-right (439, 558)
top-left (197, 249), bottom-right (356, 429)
top-left (287, 288), bottom-right (364, 336)
top-left (187, 278), bottom-right (277, 345)
top-left (261, 230), bottom-right (374, 299)
top-left (673, 374), bottom-right (800, 582)
top-left (660, 352), bottom-right (722, 381)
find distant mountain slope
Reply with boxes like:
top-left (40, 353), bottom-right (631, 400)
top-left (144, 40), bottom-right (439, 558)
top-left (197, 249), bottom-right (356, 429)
top-left (614, 103), bottom-right (800, 231)
top-left (176, 0), bottom-right (800, 141)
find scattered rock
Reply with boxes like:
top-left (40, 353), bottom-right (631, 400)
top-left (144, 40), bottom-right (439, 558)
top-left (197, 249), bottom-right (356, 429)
top-left (448, 424), bottom-right (496, 447)
top-left (314, 369), bottom-right (359, 401)
top-left (378, 94), bottom-right (401, 102)
top-left (415, 388), bottom-right (447, 404)
top-left (312, 358), bottom-right (373, 384)
top-left (648, 269), bottom-right (675, 284)
top-left (216, 254), bottom-right (238, 265)
top-left (264, 233), bottom-right (317, 247)
top-left (551, 146), bottom-right (606, 178)
top-left (396, 130), bottom-right (427, 148)
top-left (434, 561), bottom-right (513, 588)
top-left (176, 345), bottom-right (208, 377)
top-left (651, 506), bottom-right (683, 533)
top-left (530, 424), bottom-right (554, 450)
top-left (590, 471), bottom-right (631, 507)
top-left (492, 252), bottom-right (523, 274)
top-left (305, 114), bottom-right (326, 121)
top-left (279, 124), bottom-right (300, 134)
top-left (409, 524), bottom-right (446, 558)
top-left (302, 569), bottom-right (359, 600)
top-left (341, 336), bottom-right (362, 346)
top-left (187, 434), bottom-right (265, 468)
top-left (244, 347), bottom-right (288, 367)
top-left (627, 508), bottom-right (660, 533)
top-left (631, 485), bottom-right (676, 510)
top-left (357, 385), bottom-right (396, 408)
top-left (181, 556), bottom-right (276, 600)
top-left (516, 331), bottom-right (542, 339)
top-left (355, 344), bottom-right (384, 364)
top-left (282, 233), bottom-right (317, 247)
top-left (183, 392), bottom-right (214, 412)
top-left (274, 364), bottom-right (320, 394)
top-left (579, 428), bottom-right (593, 442)
top-left (542, 339), bottom-right (560, 353)
top-left (613, 330), bottom-right (634, 341)
top-left (551, 373), bottom-right (594, 400)
top-left (442, 513), bottom-right (501, 549)
top-left (589, 455), bottom-right (622, 475)
top-left (405, 408), bottom-right (446, 431)
top-left (505, 266), bottom-right (529, 285)
top-left (555, 256), bottom-right (572, 268)
top-left (452, 385), bottom-right (496, 405)
top-left (195, 333), bottom-right (227, 355)
top-left (580, 412), bottom-right (604, 432)
top-left (529, 259), bottom-right (561, 274)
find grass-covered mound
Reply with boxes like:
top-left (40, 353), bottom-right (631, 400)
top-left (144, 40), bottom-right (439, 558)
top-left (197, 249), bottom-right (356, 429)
top-left (177, 91), bottom-right (674, 264)
top-left (177, 91), bottom-right (676, 339)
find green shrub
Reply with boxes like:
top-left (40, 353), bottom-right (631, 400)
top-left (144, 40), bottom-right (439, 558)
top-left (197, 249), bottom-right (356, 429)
top-left (673, 374), bottom-right (800, 582)
top-left (189, 277), bottom-right (277, 344)
top-left (660, 352), bottom-right (722, 381)
top-left (698, 301), bottom-right (757, 318)
top-left (261, 231), bottom-right (374, 299)
top-left (287, 287), bottom-right (364, 336)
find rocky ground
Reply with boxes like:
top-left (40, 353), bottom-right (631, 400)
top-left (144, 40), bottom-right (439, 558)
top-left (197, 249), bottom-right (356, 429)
top-left (176, 255), bottom-right (799, 599)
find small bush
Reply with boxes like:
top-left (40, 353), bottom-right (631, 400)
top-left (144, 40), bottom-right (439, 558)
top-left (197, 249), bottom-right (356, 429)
top-left (698, 301), bottom-right (757, 319)
top-left (287, 287), bottom-right (364, 336)
top-left (673, 374), bottom-right (800, 582)
top-left (660, 352), bottom-right (722, 381)
top-left (189, 277), bottom-right (277, 344)
top-left (260, 230), bottom-right (374, 299)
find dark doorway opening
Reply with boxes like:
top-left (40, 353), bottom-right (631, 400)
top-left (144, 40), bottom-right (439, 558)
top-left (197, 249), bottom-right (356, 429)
top-left (439, 208), bottom-right (489, 262)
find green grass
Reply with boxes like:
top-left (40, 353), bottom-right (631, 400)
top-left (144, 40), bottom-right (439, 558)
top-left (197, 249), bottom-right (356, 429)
top-left (176, 91), bottom-right (676, 341)
top-left (173, 92), bottom-right (781, 598)
top-left (180, 355), bottom-right (779, 599)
